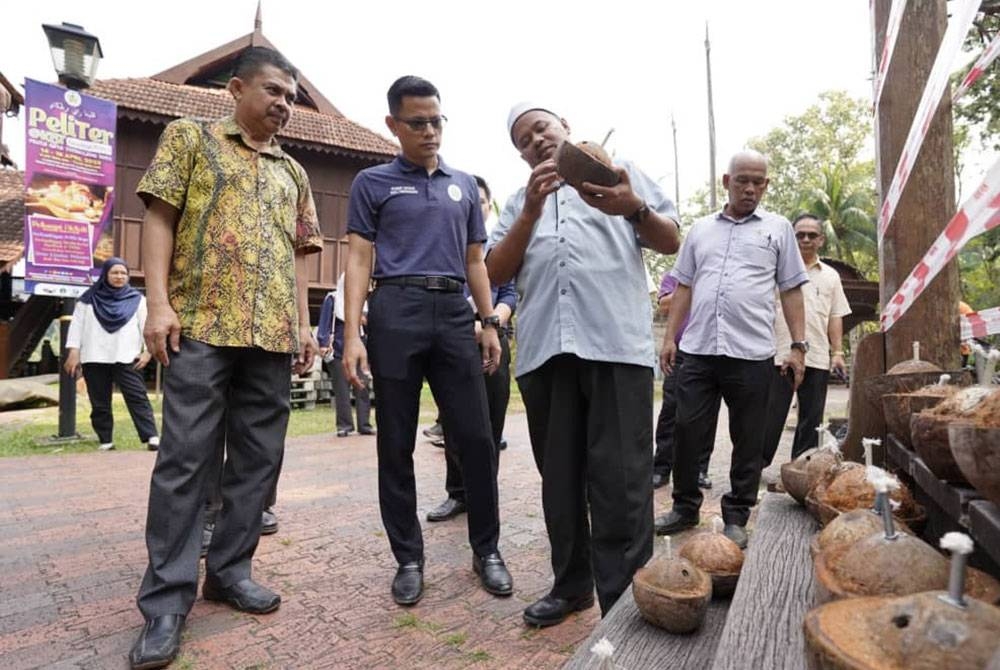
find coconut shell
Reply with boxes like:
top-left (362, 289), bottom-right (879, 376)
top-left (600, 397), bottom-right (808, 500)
top-left (804, 592), bottom-right (1000, 670)
top-left (910, 411), bottom-right (967, 483)
top-left (949, 420), bottom-right (1000, 507)
top-left (678, 531), bottom-right (744, 598)
top-left (819, 466), bottom-right (921, 520)
top-left (554, 140), bottom-right (620, 191)
top-left (887, 359), bottom-right (942, 375)
top-left (781, 447), bottom-right (842, 506)
top-left (810, 509), bottom-right (913, 559)
top-left (633, 555), bottom-right (712, 633)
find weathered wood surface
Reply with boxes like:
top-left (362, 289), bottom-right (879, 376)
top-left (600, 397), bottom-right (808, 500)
top-left (709, 493), bottom-right (817, 670)
top-left (564, 587), bottom-right (729, 669)
top-left (843, 331), bottom-right (886, 463)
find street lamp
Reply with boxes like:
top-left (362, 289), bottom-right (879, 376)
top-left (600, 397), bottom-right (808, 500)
top-left (40, 22), bottom-right (104, 441)
top-left (42, 22), bottom-right (103, 91)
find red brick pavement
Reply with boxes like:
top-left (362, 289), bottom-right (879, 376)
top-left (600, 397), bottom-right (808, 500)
top-left (0, 389), bottom-right (844, 669)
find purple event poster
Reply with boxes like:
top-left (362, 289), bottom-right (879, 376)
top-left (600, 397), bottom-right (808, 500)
top-left (23, 79), bottom-right (116, 296)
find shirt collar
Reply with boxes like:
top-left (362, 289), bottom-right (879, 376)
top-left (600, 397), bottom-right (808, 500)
top-left (394, 154), bottom-right (453, 177)
top-left (219, 116), bottom-right (286, 158)
top-left (804, 257), bottom-right (823, 270)
top-left (716, 206), bottom-right (762, 224)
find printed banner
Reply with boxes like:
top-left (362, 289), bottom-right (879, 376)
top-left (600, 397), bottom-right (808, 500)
top-left (881, 155), bottom-right (1000, 332)
top-left (876, 0), bottom-right (980, 243)
top-left (961, 307), bottom-right (1000, 340)
top-left (872, 0), bottom-right (909, 111)
top-left (953, 30), bottom-right (1000, 103)
top-left (23, 79), bottom-right (116, 297)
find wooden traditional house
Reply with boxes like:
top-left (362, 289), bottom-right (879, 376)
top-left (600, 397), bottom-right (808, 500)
top-left (0, 12), bottom-right (398, 377)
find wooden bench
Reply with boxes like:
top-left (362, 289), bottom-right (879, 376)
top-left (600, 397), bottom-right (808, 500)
top-left (567, 493), bottom-right (817, 669)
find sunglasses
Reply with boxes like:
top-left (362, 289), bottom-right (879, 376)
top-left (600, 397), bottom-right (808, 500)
top-left (394, 115), bottom-right (448, 132)
top-left (795, 232), bottom-right (822, 240)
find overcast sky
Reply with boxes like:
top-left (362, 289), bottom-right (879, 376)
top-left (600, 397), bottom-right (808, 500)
top-left (3, 0), bottom-right (876, 218)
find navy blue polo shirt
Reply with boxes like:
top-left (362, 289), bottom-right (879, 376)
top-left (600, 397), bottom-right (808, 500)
top-left (347, 155), bottom-right (486, 280)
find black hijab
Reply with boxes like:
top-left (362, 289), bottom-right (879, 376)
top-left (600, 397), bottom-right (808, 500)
top-left (79, 257), bottom-right (142, 333)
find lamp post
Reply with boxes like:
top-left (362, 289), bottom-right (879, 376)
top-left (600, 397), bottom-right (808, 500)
top-left (41, 22), bottom-right (103, 441)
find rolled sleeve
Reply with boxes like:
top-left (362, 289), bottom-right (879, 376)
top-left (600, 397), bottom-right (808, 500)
top-left (136, 119), bottom-right (199, 210)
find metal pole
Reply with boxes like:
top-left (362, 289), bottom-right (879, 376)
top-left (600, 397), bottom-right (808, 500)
top-left (705, 22), bottom-right (717, 211)
top-left (671, 113), bottom-right (681, 218)
top-left (57, 298), bottom-right (77, 438)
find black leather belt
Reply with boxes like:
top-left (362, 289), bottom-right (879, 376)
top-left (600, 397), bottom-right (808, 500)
top-left (376, 276), bottom-right (464, 293)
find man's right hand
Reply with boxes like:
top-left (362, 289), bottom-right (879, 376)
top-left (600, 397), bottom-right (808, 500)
top-left (660, 339), bottom-right (678, 375)
top-left (343, 336), bottom-right (370, 390)
top-left (144, 303), bottom-right (182, 366)
top-left (522, 158), bottom-right (561, 221)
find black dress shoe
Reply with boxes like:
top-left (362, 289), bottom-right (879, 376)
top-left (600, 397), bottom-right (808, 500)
top-left (652, 472), bottom-right (669, 489)
top-left (337, 429), bottom-right (351, 437)
top-left (654, 510), bottom-right (700, 535)
top-left (498, 438), bottom-right (508, 451)
top-left (129, 614), bottom-right (185, 670)
top-left (473, 553), bottom-right (513, 596)
top-left (723, 523), bottom-right (749, 549)
top-left (426, 498), bottom-right (467, 522)
top-left (392, 561), bottom-right (424, 606)
top-left (359, 426), bottom-right (376, 435)
top-left (261, 508), bottom-right (278, 535)
top-left (202, 578), bottom-right (281, 614)
top-left (423, 422), bottom-right (444, 439)
top-left (698, 471), bottom-right (713, 489)
top-left (522, 593), bottom-right (595, 628)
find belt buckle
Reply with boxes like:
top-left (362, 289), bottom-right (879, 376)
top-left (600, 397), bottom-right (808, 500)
top-left (425, 276), bottom-right (447, 291)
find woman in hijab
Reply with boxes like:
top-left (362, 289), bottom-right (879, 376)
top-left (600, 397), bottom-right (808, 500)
top-left (64, 258), bottom-right (160, 451)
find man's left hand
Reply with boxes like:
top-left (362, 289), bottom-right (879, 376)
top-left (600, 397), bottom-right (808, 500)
top-left (780, 349), bottom-right (806, 391)
top-left (294, 326), bottom-right (319, 375)
top-left (578, 167), bottom-right (642, 217)
top-left (831, 353), bottom-right (847, 379)
top-left (479, 326), bottom-right (501, 375)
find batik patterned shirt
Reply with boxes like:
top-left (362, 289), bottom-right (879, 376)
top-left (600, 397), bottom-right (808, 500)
top-left (137, 116), bottom-right (322, 354)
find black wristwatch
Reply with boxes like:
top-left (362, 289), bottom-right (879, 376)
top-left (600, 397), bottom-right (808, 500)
top-left (625, 201), bottom-right (650, 225)
top-left (481, 315), bottom-right (501, 330)
top-left (791, 340), bottom-right (810, 354)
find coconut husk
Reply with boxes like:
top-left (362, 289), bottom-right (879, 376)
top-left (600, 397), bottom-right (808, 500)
top-left (554, 140), bottom-right (620, 191)
top-left (910, 411), bottom-right (967, 483)
top-left (927, 385), bottom-right (995, 417)
top-left (881, 386), bottom-right (955, 448)
top-left (820, 466), bottom-right (920, 519)
top-left (633, 555), bottom-right (712, 634)
top-left (782, 447), bottom-right (843, 505)
top-left (678, 530), bottom-right (744, 598)
top-left (859, 369), bottom-right (971, 407)
top-left (887, 359), bottom-right (942, 375)
top-left (809, 509), bottom-right (913, 559)
top-left (804, 592), bottom-right (1000, 670)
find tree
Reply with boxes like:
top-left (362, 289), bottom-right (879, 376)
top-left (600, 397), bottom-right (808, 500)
top-left (798, 166), bottom-right (878, 278)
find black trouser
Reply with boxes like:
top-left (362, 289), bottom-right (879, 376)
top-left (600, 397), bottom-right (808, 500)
top-left (137, 338), bottom-right (291, 618)
top-left (366, 285), bottom-right (499, 564)
top-left (671, 354), bottom-right (772, 527)
top-left (441, 331), bottom-right (511, 502)
top-left (518, 354), bottom-right (653, 616)
top-left (762, 365), bottom-right (831, 467)
top-left (81, 362), bottom-right (158, 444)
top-left (329, 356), bottom-right (372, 433)
top-left (653, 351), bottom-right (718, 479)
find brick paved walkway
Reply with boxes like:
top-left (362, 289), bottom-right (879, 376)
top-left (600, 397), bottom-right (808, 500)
top-left (0, 389), bottom-right (846, 669)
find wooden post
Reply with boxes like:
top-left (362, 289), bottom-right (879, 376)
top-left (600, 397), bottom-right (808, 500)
top-left (873, 0), bottom-right (961, 370)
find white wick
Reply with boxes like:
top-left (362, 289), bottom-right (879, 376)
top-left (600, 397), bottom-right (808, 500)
top-left (912, 341), bottom-right (920, 361)
top-left (940, 532), bottom-right (974, 555)
top-left (866, 466), bottom-right (899, 494)
top-left (712, 516), bottom-right (724, 534)
top-left (937, 374), bottom-right (951, 386)
top-left (664, 535), bottom-right (673, 560)
top-left (591, 637), bottom-right (615, 659)
top-left (862, 437), bottom-right (881, 468)
top-left (815, 424), bottom-right (827, 449)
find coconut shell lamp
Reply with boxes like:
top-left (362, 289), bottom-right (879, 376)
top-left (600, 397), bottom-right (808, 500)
top-left (633, 536), bottom-right (713, 634)
top-left (677, 518), bottom-right (744, 598)
top-left (554, 140), bottom-right (620, 192)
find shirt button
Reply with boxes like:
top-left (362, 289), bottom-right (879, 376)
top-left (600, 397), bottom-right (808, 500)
top-left (560, 289), bottom-right (567, 295)
top-left (559, 237), bottom-right (565, 243)
top-left (559, 261), bottom-right (566, 267)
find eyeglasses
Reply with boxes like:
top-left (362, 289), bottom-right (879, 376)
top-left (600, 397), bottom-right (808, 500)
top-left (795, 232), bottom-right (822, 240)
top-left (394, 115), bottom-right (448, 132)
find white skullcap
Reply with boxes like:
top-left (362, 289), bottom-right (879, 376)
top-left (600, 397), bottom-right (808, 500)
top-left (506, 101), bottom-right (559, 144)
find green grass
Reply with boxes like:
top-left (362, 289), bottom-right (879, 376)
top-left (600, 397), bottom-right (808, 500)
top-left (0, 380), bottom-right (529, 459)
top-left (444, 632), bottom-right (468, 647)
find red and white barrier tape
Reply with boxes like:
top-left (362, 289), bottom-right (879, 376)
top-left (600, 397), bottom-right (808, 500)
top-left (962, 307), bottom-right (1000, 339)
top-left (872, 0), bottom-right (909, 110)
top-left (877, 0), bottom-right (981, 243)
top-left (953, 30), bottom-right (1000, 103)
top-left (881, 154), bottom-right (1000, 332)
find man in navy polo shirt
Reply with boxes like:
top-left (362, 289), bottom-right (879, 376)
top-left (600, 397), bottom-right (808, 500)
top-left (341, 75), bottom-right (511, 607)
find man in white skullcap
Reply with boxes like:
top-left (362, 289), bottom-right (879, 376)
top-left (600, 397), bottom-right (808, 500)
top-left (487, 102), bottom-right (681, 626)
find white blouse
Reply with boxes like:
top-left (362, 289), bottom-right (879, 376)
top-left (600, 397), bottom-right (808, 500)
top-left (65, 297), bottom-right (147, 365)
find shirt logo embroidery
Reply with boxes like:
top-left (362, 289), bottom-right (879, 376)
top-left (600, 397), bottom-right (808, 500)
top-left (389, 185), bottom-right (419, 196)
top-left (447, 184), bottom-right (462, 202)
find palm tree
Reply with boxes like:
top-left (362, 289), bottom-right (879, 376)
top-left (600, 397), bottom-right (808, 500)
top-left (798, 166), bottom-right (878, 278)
